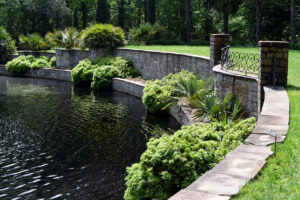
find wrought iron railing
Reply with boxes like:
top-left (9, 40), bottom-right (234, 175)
top-left (220, 45), bottom-right (259, 76)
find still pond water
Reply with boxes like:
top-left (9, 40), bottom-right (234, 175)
top-left (0, 76), bottom-right (180, 200)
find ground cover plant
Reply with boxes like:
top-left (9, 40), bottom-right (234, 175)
top-left (0, 26), bottom-right (16, 64)
top-left (127, 45), bottom-right (300, 200)
top-left (71, 56), bottom-right (140, 89)
top-left (124, 117), bottom-right (256, 200)
top-left (6, 55), bottom-right (56, 73)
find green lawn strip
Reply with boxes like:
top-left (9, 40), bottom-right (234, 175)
top-left (125, 45), bottom-right (300, 199)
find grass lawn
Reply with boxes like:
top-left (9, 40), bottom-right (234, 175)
top-left (125, 45), bottom-right (300, 199)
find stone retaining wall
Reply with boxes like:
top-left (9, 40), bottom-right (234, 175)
top-left (214, 65), bottom-right (259, 117)
top-left (18, 50), bottom-right (56, 58)
top-left (0, 66), bottom-right (72, 82)
top-left (114, 48), bottom-right (211, 80)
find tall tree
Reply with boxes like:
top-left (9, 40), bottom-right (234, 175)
top-left (256, 0), bottom-right (262, 43)
top-left (118, 0), bottom-right (125, 28)
top-left (204, 0), bottom-right (214, 40)
top-left (81, 1), bottom-right (87, 28)
top-left (185, 0), bottom-right (192, 44)
top-left (96, 0), bottom-right (108, 23)
top-left (214, 0), bottom-right (242, 33)
top-left (291, 0), bottom-right (296, 43)
top-left (147, 0), bottom-right (156, 25)
top-left (73, 8), bottom-right (79, 28)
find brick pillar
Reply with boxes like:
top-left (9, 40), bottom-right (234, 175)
top-left (259, 41), bottom-right (289, 87)
top-left (210, 34), bottom-right (230, 70)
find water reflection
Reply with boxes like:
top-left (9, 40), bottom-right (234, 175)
top-left (0, 76), bottom-right (180, 200)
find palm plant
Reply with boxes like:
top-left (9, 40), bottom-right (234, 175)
top-left (162, 76), bottom-right (214, 109)
top-left (61, 27), bottom-right (80, 49)
top-left (190, 92), bottom-right (244, 125)
top-left (19, 33), bottom-right (48, 51)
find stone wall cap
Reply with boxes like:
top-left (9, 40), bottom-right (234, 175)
top-left (210, 34), bottom-right (230, 36)
top-left (213, 65), bottom-right (258, 81)
top-left (259, 41), bottom-right (290, 47)
top-left (116, 48), bottom-right (210, 60)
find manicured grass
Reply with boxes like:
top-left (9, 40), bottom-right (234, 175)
top-left (125, 45), bottom-right (300, 199)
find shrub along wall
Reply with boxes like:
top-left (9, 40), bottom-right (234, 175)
top-left (213, 65), bottom-right (259, 117)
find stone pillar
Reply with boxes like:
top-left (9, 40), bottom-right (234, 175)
top-left (259, 41), bottom-right (289, 87)
top-left (210, 34), bottom-right (230, 70)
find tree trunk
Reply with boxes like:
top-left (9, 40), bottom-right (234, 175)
top-left (185, 0), bottom-right (192, 44)
top-left (81, 2), bottom-right (87, 28)
top-left (291, 0), bottom-right (296, 44)
top-left (118, 0), bottom-right (125, 28)
top-left (204, 0), bottom-right (212, 40)
top-left (144, 0), bottom-right (148, 22)
top-left (148, 0), bottom-right (156, 25)
top-left (137, 0), bottom-right (142, 26)
top-left (73, 8), bottom-right (79, 29)
top-left (256, 0), bottom-right (262, 43)
top-left (223, 11), bottom-right (228, 34)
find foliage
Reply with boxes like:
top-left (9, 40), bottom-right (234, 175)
top-left (142, 70), bottom-right (201, 113)
top-left (124, 117), bottom-right (256, 200)
top-left (0, 26), bottom-right (16, 64)
top-left (71, 59), bottom-right (97, 86)
top-left (81, 24), bottom-right (125, 49)
top-left (92, 56), bottom-right (140, 78)
top-left (91, 65), bottom-right (120, 90)
top-left (71, 56), bottom-right (140, 88)
top-left (31, 57), bottom-right (51, 69)
top-left (129, 23), bottom-right (166, 45)
top-left (6, 55), bottom-right (53, 73)
top-left (45, 28), bottom-right (80, 49)
top-left (190, 93), bottom-right (244, 125)
top-left (18, 33), bottom-right (50, 51)
top-left (49, 56), bottom-right (56, 67)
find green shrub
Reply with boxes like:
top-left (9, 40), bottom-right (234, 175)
top-left (93, 56), bottom-right (140, 78)
top-left (71, 59), bottom-right (97, 85)
top-left (0, 27), bottom-right (16, 64)
top-left (31, 57), bottom-right (50, 69)
top-left (124, 117), bottom-right (256, 200)
top-left (91, 66), bottom-right (120, 90)
top-left (45, 30), bottom-right (63, 48)
top-left (49, 57), bottom-right (56, 68)
top-left (72, 56), bottom-right (140, 88)
top-left (45, 28), bottom-right (80, 49)
top-left (6, 55), bottom-right (52, 73)
top-left (142, 70), bottom-right (197, 113)
top-left (129, 23), bottom-right (166, 45)
top-left (81, 24), bottom-right (125, 49)
top-left (19, 33), bottom-right (49, 51)
top-left (6, 55), bottom-right (34, 73)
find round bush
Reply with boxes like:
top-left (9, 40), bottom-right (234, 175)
top-left (91, 66), bottom-right (120, 90)
top-left (31, 58), bottom-right (50, 69)
top-left (49, 57), bottom-right (56, 68)
top-left (6, 55), bottom-right (34, 73)
top-left (0, 27), bottom-right (16, 64)
top-left (71, 59), bottom-right (97, 86)
top-left (124, 117), bottom-right (256, 200)
top-left (82, 24), bottom-right (125, 49)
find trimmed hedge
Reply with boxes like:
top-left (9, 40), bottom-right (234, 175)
top-left (6, 55), bottom-right (55, 73)
top-left (124, 117), bottom-right (256, 200)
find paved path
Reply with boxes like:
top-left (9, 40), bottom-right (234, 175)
top-left (169, 86), bottom-right (289, 200)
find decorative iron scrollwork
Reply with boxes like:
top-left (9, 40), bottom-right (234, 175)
top-left (221, 45), bottom-right (259, 76)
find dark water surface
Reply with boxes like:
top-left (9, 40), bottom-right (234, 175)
top-left (0, 76), bottom-right (180, 200)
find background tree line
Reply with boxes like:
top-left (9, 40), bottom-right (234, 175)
top-left (0, 0), bottom-right (299, 45)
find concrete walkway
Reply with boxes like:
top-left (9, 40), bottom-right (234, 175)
top-left (169, 86), bottom-right (290, 200)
